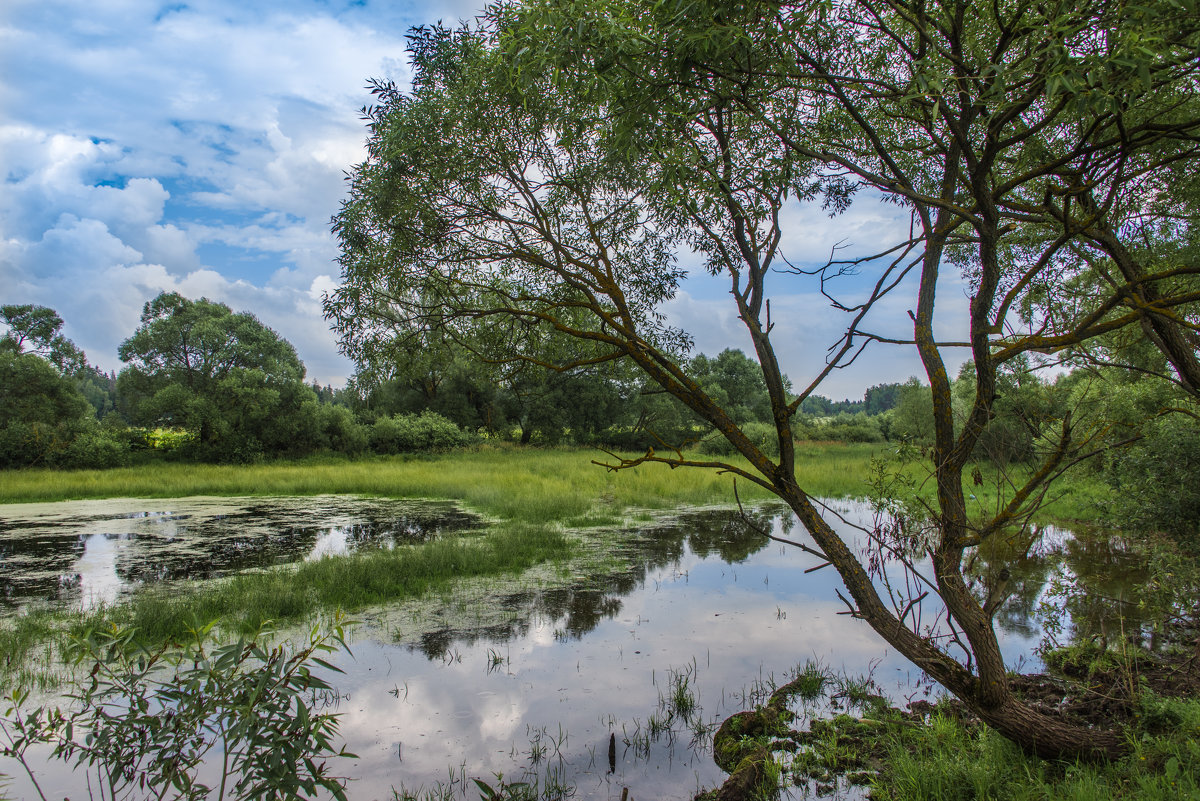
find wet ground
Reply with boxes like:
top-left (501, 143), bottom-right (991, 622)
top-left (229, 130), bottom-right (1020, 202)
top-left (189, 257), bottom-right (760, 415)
top-left (0, 497), bottom-right (1152, 800)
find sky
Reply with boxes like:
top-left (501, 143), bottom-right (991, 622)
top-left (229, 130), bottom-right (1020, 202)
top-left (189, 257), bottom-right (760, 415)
top-left (1, 0), bottom-right (967, 400)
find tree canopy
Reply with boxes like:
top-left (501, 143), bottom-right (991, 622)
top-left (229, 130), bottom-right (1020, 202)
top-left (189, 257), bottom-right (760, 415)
top-left (1, 303), bottom-right (87, 375)
top-left (0, 304), bottom-right (127, 468)
top-left (119, 292), bottom-right (318, 460)
top-left (328, 0), bottom-right (1200, 760)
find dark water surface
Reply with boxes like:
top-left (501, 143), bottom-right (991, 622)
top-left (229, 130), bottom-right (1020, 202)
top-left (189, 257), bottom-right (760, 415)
top-left (0, 497), bottom-right (1147, 800)
top-left (0, 496), bottom-right (480, 609)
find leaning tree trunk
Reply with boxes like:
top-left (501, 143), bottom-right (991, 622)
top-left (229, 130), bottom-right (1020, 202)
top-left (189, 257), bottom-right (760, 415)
top-left (778, 480), bottom-right (1127, 761)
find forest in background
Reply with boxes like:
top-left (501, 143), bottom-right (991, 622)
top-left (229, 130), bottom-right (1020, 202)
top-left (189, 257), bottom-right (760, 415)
top-left (3, 293), bottom-right (1194, 551)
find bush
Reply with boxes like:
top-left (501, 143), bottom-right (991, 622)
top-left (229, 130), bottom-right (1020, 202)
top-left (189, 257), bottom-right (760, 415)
top-left (792, 413), bottom-right (885, 443)
top-left (59, 426), bottom-right (131, 469)
top-left (369, 411), bottom-right (474, 453)
top-left (1106, 414), bottom-right (1200, 550)
top-left (1, 621), bottom-right (354, 800)
top-left (319, 405), bottom-right (369, 455)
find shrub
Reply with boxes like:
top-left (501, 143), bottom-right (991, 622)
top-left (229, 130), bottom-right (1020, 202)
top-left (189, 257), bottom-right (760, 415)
top-left (59, 426), bottom-right (131, 469)
top-left (697, 421), bottom-right (782, 456)
top-left (370, 411), bottom-right (474, 453)
top-left (320, 405), bottom-right (369, 455)
top-left (791, 413), bottom-right (885, 443)
top-left (0, 621), bottom-right (354, 801)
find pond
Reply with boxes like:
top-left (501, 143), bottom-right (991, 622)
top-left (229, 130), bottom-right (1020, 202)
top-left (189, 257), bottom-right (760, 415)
top-left (0, 496), bottom-right (1147, 800)
top-left (0, 496), bottom-right (480, 609)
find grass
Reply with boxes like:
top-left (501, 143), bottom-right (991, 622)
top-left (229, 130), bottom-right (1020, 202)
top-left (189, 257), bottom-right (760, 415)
top-left (0, 522), bottom-right (576, 680)
top-left (0, 441), bottom-right (1110, 525)
top-left (784, 652), bottom-right (1200, 801)
top-left (87, 522), bottom-right (571, 645)
top-left (0, 445), bottom-right (807, 517)
top-left (871, 698), bottom-right (1200, 801)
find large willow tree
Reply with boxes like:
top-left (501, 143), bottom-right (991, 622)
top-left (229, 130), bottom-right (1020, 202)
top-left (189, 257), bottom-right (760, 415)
top-left (328, 0), bottom-right (1200, 759)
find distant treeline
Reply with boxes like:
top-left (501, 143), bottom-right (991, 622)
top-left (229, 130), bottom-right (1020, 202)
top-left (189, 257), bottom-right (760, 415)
top-left (2, 297), bottom-right (924, 468)
top-left (5, 291), bottom-right (1194, 549)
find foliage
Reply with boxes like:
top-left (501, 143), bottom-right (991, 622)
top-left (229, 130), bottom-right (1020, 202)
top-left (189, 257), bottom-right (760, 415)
top-left (698, 421), bottom-right (780, 456)
top-left (1106, 412), bottom-right (1200, 551)
top-left (690, 349), bottom-right (775, 426)
top-left (1, 619), bottom-right (354, 801)
top-left (888, 379), bottom-right (935, 445)
top-left (0, 305), bottom-right (131, 469)
top-left (792, 412), bottom-right (886, 444)
top-left (315, 404), bottom-right (370, 455)
top-left (369, 410), bottom-right (475, 453)
top-left (0, 350), bottom-right (125, 469)
top-left (0, 304), bottom-right (87, 375)
top-left (118, 293), bottom-right (321, 462)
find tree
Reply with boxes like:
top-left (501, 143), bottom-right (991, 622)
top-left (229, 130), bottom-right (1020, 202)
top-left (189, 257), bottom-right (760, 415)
top-left (1, 303), bottom-right (87, 375)
top-left (0, 350), bottom-right (94, 467)
top-left (888, 377), bottom-right (936, 443)
top-left (327, 2), bottom-right (1200, 760)
top-left (863, 383), bottom-right (902, 416)
top-left (119, 293), bottom-right (319, 460)
top-left (0, 304), bottom-right (127, 467)
top-left (690, 349), bottom-right (775, 425)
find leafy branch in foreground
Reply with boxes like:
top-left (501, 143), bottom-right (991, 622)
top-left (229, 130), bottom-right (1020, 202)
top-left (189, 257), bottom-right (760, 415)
top-left (1, 618), bottom-right (356, 801)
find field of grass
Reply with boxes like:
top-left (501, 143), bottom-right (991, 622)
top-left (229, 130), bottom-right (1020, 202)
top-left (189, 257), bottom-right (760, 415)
top-left (0, 441), bottom-right (1109, 524)
top-left (0, 442), bottom-right (885, 518)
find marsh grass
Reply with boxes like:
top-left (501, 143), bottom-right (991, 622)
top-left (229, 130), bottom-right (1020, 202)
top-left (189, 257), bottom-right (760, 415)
top-left (0, 442), bottom-right (1107, 524)
top-left (0, 524), bottom-right (573, 683)
top-left (79, 524), bottom-right (570, 647)
top-left (0, 444), bottom-right (878, 513)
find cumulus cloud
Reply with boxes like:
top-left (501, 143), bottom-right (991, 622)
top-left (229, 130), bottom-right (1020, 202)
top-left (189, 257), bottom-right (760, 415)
top-left (2, 0), bottom-right (970, 394)
top-left (0, 0), bottom-right (488, 385)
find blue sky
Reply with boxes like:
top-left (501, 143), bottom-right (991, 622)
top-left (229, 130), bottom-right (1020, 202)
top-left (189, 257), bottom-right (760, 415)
top-left (1, 0), bottom-right (965, 398)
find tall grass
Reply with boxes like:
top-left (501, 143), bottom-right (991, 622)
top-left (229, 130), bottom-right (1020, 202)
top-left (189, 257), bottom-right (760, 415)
top-left (874, 698), bottom-right (1200, 801)
top-left (0, 442), bottom-right (1109, 525)
top-left (0, 444), bottom-right (884, 517)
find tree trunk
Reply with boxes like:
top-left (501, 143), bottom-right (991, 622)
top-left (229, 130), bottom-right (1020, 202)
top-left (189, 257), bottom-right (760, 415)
top-left (777, 483), bottom-right (1129, 762)
top-left (974, 696), bottom-right (1126, 761)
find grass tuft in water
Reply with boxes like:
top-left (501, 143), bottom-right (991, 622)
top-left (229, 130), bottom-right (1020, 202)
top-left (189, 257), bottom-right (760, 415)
top-left (791, 659), bottom-right (831, 702)
top-left (2, 523), bottom-right (572, 674)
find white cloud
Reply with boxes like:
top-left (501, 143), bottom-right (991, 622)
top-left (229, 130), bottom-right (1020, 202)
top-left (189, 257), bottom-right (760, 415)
top-left (2, 0), bottom-right (966, 396)
top-left (776, 194), bottom-right (915, 268)
top-left (663, 193), bottom-right (973, 400)
top-left (0, 0), bottom-right (461, 385)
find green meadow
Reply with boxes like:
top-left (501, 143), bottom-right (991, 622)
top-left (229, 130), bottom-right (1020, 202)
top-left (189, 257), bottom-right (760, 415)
top-left (0, 442), bottom-right (1105, 525)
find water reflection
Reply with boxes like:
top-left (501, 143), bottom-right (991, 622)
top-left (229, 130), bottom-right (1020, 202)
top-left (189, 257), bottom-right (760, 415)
top-left (0, 496), bottom-right (480, 609)
top-left (328, 502), bottom-right (987, 801)
top-left (0, 498), bottom-right (1154, 801)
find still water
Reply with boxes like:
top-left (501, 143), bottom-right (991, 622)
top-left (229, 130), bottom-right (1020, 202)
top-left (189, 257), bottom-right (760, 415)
top-left (0, 497), bottom-right (1143, 800)
top-left (0, 496), bottom-right (480, 609)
